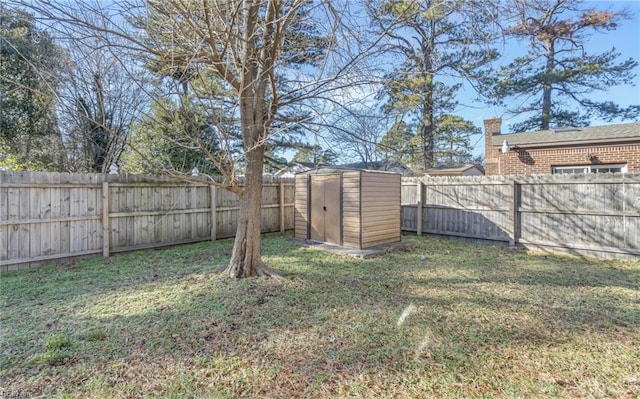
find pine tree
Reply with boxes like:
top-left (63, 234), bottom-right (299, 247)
top-left (433, 115), bottom-right (481, 164)
top-left (370, 0), bottom-right (498, 168)
top-left (376, 121), bottom-right (421, 167)
top-left (292, 144), bottom-right (338, 165)
top-left (486, 0), bottom-right (639, 132)
top-left (0, 6), bottom-right (67, 170)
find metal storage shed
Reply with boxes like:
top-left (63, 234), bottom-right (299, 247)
top-left (294, 168), bottom-right (401, 249)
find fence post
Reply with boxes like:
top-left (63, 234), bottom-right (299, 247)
top-left (102, 181), bottom-right (110, 257)
top-left (210, 185), bottom-right (217, 241)
top-left (416, 180), bottom-right (424, 236)
top-left (280, 182), bottom-right (286, 232)
top-left (509, 179), bottom-right (519, 247)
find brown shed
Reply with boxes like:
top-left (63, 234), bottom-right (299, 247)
top-left (294, 168), bottom-right (401, 249)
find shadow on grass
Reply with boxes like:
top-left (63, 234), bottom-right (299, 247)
top-left (2, 233), bottom-right (639, 398)
top-left (2, 238), bottom-right (234, 306)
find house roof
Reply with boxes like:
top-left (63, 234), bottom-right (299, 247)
top-left (424, 164), bottom-right (485, 176)
top-left (337, 161), bottom-right (408, 171)
top-left (273, 162), bottom-right (329, 177)
top-left (285, 160), bottom-right (409, 176)
top-left (491, 123), bottom-right (640, 148)
top-left (296, 167), bottom-right (400, 175)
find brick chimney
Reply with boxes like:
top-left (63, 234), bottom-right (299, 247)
top-left (483, 117), bottom-right (502, 175)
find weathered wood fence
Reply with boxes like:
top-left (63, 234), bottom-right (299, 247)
top-left (0, 172), bottom-right (294, 271)
top-left (4, 172), bottom-right (638, 270)
top-left (401, 173), bottom-right (640, 259)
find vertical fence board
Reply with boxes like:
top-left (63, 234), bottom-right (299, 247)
top-left (0, 182), bottom-right (8, 262)
top-left (49, 174), bottom-right (61, 256)
top-left (210, 186), bottom-right (217, 241)
top-left (60, 183), bottom-right (71, 256)
top-left (29, 184), bottom-right (42, 260)
top-left (102, 182), bottom-right (110, 257)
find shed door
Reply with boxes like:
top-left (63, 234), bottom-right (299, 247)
top-left (310, 175), bottom-right (341, 245)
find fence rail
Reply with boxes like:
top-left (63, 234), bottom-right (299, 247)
top-left (401, 173), bottom-right (640, 259)
top-left (1, 172), bottom-right (294, 271)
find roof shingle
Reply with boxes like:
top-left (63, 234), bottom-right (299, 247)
top-left (491, 123), bottom-right (640, 147)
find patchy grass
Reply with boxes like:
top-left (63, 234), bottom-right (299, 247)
top-left (1, 233), bottom-right (639, 398)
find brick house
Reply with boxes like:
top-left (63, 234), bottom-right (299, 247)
top-left (484, 118), bottom-right (640, 175)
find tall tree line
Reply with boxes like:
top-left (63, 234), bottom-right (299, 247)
top-left (3, 1), bottom-right (638, 173)
top-left (368, 0), bottom-right (498, 169)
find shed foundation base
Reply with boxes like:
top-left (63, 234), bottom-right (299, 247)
top-left (289, 238), bottom-right (414, 259)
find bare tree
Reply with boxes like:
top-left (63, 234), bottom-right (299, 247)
top-left (58, 37), bottom-right (149, 173)
top-left (18, 0), bottom-right (377, 278)
top-left (325, 107), bottom-right (391, 165)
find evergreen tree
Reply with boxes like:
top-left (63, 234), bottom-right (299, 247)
top-left (370, 0), bottom-right (498, 168)
top-left (135, 1), bottom-right (319, 181)
top-left (122, 97), bottom-right (230, 176)
top-left (486, 0), bottom-right (639, 132)
top-left (0, 6), bottom-right (67, 170)
top-left (292, 144), bottom-right (338, 165)
top-left (376, 121), bottom-right (421, 167)
top-left (433, 115), bottom-right (481, 164)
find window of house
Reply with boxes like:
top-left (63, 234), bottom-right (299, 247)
top-left (551, 164), bottom-right (627, 174)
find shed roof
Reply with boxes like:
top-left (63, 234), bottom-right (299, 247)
top-left (491, 123), bottom-right (640, 148)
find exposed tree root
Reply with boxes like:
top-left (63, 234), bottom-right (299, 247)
top-left (255, 264), bottom-right (287, 281)
top-left (223, 263), bottom-right (286, 281)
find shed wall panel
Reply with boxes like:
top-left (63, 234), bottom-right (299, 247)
top-left (294, 175), bottom-right (308, 240)
top-left (360, 172), bottom-right (401, 248)
top-left (342, 173), bottom-right (361, 248)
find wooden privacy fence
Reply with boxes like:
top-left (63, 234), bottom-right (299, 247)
top-left (401, 173), bottom-right (640, 259)
top-left (0, 172), bottom-right (295, 271)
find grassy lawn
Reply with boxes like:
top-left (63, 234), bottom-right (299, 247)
top-left (1, 233), bottom-right (639, 398)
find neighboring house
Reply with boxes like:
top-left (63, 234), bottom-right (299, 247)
top-left (424, 164), bottom-right (485, 177)
top-left (273, 162), bottom-right (323, 178)
top-left (337, 161), bottom-right (410, 175)
top-left (484, 118), bottom-right (640, 175)
top-left (274, 160), bottom-right (410, 177)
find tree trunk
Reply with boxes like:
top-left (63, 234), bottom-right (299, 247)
top-left (421, 30), bottom-right (435, 170)
top-left (421, 109), bottom-right (434, 169)
top-left (224, 136), bottom-right (283, 279)
top-left (421, 74), bottom-right (434, 169)
top-left (225, 140), bottom-right (265, 278)
top-left (223, 0), bottom-right (282, 279)
top-left (541, 40), bottom-right (555, 131)
top-left (224, 43), bottom-right (281, 279)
